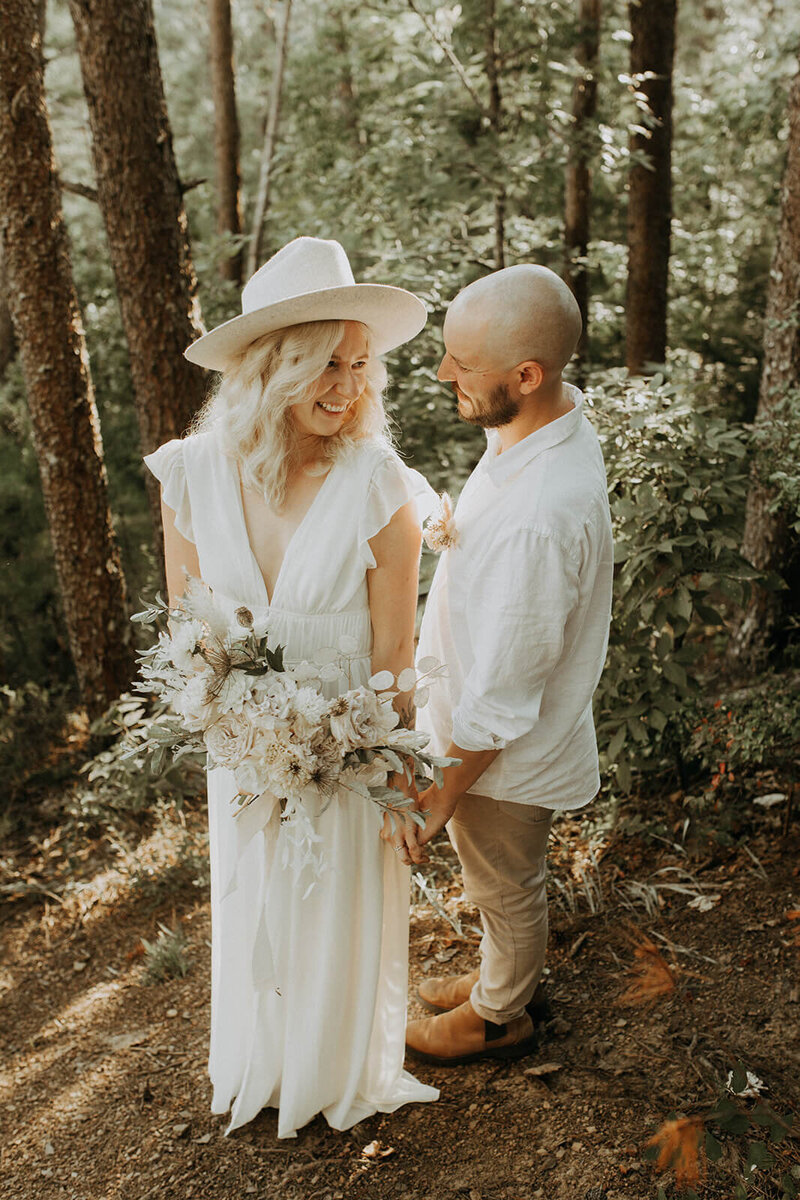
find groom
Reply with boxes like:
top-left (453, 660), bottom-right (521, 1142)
top-left (400, 264), bottom-right (614, 1065)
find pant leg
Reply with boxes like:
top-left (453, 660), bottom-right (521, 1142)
top-left (448, 793), bottom-right (553, 1024)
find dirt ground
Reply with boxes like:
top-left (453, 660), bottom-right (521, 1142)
top-left (1, 796), bottom-right (799, 1200)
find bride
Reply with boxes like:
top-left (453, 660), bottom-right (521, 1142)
top-left (144, 237), bottom-right (439, 1137)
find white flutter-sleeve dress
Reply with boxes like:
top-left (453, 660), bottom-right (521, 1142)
top-left (144, 431), bottom-right (439, 1139)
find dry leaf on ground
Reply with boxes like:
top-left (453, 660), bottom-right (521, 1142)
top-left (618, 929), bottom-right (677, 1006)
top-left (645, 1116), bottom-right (705, 1189)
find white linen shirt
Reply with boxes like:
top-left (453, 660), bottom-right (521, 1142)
top-left (416, 385), bottom-right (613, 810)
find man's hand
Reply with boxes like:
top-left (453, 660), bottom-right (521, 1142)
top-left (415, 785), bottom-right (460, 847)
top-left (380, 740), bottom-right (500, 865)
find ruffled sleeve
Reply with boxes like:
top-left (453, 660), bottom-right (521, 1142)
top-left (358, 448), bottom-right (437, 569)
top-left (143, 438), bottom-right (195, 544)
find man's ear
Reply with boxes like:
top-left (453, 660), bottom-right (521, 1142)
top-left (517, 360), bottom-right (544, 394)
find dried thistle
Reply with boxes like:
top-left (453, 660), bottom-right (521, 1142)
top-left (645, 1116), bottom-right (705, 1190)
top-left (617, 929), bottom-right (677, 1006)
top-left (199, 637), bottom-right (233, 699)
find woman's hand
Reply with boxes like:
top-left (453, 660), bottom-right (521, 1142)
top-left (379, 767), bottom-right (430, 865)
top-left (380, 800), bottom-right (429, 866)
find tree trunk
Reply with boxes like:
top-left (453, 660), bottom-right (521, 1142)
top-left (564, 0), bottom-right (601, 376)
top-left (332, 7), bottom-right (365, 151)
top-left (485, 0), bottom-right (505, 270)
top-left (625, 0), bottom-right (676, 374)
top-left (0, 0), bottom-right (134, 715)
top-left (208, 0), bottom-right (243, 286)
top-left (247, 0), bottom-right (292, 279)
top-left (729, 62), bottom-right (800, 669)
top-left (0, 244), bottom-right (15, 381)
top-left (67, 0), bottom-right (207, 550)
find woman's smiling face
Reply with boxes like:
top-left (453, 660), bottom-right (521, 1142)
top-left (290, 322), bottom-right (370, 439)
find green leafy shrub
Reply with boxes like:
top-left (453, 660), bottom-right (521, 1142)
top-left (589, 371), bottom-right (756, 793)
top-left (750, 385), bottom-right (800, 534)
top-left (0, 682), bottom-right (71, 812)
top-left (140, 922), bottom-right (192, 983)
top-left (66, 693), bottom-right (201, 833)
top-left (687, 673), bottom-right (800, 796)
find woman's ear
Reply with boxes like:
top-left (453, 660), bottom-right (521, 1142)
top-left (517, 360), bottom-right (544, 394)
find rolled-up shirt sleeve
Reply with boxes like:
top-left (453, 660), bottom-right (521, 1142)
top-left (450, 527), bottom-right (581, 752)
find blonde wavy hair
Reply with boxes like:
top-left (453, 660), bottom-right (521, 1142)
top-left (193, 319), bottom-right (390, 509)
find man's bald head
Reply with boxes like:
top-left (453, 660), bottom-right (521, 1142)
top-left (444, 265), bottom-right (582, 376)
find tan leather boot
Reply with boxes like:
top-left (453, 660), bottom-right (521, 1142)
top-left (417, 969), bottom-right (480, 1013)
top-left (405, 1000), bottom-right (537, 1066)
top-left (418, 971), bottom-right (551, 1023)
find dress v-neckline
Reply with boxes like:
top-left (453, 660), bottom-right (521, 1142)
top-left (234, 460), bottom-right (338, 607)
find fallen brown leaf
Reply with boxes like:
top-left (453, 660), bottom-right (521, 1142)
top-left (524, 1062), bottom-right (563, 1077)
top-left (645, 1116), bottom-right (705, 1189)
top-left (617, 930), bottom-right (677, 1007)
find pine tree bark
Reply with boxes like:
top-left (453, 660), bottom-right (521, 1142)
top-left (564, 0), bottom-right (600, 375)
top-left (67, 0), bottom-right (207, 544)
top-left (625, 0), bottom-right (676, 374)
top-left (729, 63), bottom-right (800, 669)
top-left (0, 0), bottom-right (133, 715)
top-left (0, 244), bottom-right (15, 381)
top-left (209, 0), bottom-right (243, 286)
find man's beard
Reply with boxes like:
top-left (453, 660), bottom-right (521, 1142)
top-left (455, 382), bottom-right (521, 429)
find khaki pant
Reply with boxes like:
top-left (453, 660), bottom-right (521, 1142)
top-left (448, 794), bottom-right (554, 1024)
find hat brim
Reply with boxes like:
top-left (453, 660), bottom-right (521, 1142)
top-left (184, 283), bottom-right (427, 371)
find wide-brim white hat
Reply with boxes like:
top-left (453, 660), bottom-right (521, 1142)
top-left (184, 236), bottom-right (427, 371)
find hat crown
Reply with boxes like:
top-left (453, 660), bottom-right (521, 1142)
top-left (241, 237), bottom-right (356, 315)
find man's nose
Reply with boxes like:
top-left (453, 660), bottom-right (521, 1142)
top-left (437, 353), bottom-right (455, 382)
top-left (334, 369), bottom-right (360, 400)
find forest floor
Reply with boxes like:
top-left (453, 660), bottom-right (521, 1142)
top-left (1, 791), bottom-right (799, 1200)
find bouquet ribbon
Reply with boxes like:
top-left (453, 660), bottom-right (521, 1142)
top-left (220, 784), bottom-right (281, 990)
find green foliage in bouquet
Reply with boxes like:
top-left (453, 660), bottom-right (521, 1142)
top-left (70, 692), bottom-right (202, 834)
top-left (129, 584), bottom-right (458, 854)
top-left (590, 372), bottom-right (759, 793)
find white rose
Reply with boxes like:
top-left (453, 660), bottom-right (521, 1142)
top-left (203, 711), bottom-right (256, 768)
top-left (328, 687), bottom-right (399, 752)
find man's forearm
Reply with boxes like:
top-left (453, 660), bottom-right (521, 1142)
top-left (408, 742), bottom-right (500, 854)
top-left (432, 742), bottom-right (500, 805)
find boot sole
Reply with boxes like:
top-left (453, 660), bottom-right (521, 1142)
top-left (405, 1033), bottom-right (540, 1068)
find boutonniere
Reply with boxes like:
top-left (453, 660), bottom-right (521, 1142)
top-left (423, 492), bottom-right (459, 553)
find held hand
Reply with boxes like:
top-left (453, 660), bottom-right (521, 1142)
top-left (380, 771), bottom-right (428, 866)
top-left (380, 802), bottom-right (429, 866)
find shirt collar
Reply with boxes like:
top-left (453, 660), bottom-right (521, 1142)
top-left (483, 383), bottom-right (584, 485)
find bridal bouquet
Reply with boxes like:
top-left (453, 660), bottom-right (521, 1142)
top-left (131, 579), bottom-right (455, 879)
